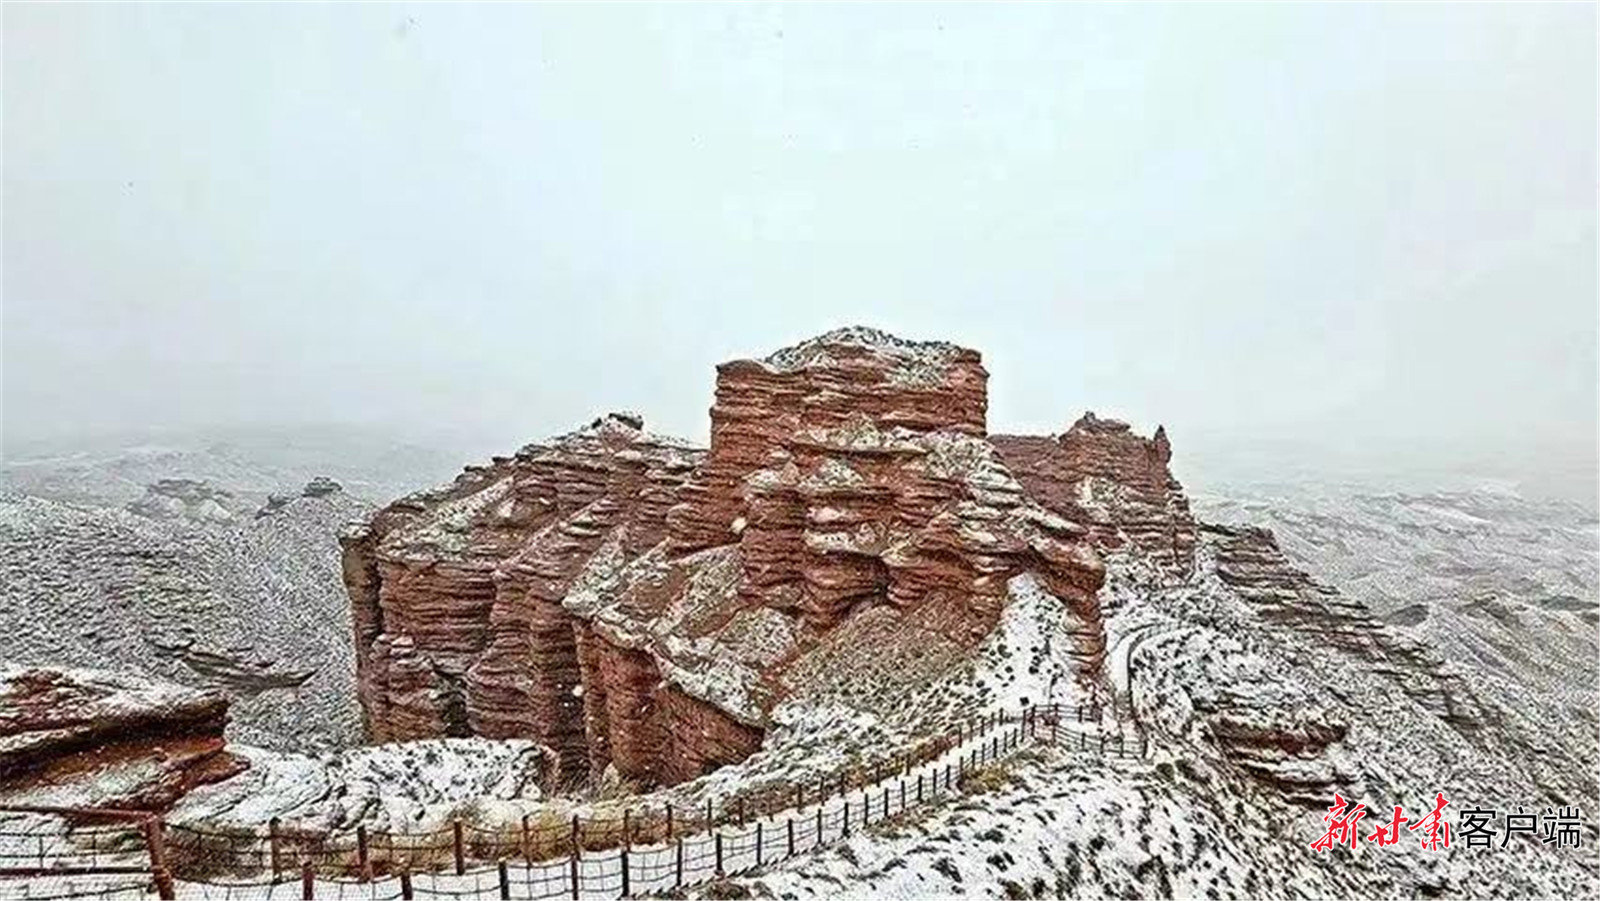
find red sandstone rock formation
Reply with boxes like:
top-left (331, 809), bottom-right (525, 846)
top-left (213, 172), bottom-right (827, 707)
top-left (0, 668), bottom-right (246, 811)
top-left (344, 328), bottom-right (1110, 789)
top-left (994, 412), bottom-right (1197, 573)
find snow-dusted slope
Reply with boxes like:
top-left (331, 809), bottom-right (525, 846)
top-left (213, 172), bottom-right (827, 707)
top-left (1194, 485), bottom-right (1598, 797)
top-left (729, 485), bottom-right (1599, 898)
top-left (1191, 484), bottom-right (1597, 618)
top-left (2, 429), bottom-right (463, 509)
top-left (0, 488), bottom-right (369, 751)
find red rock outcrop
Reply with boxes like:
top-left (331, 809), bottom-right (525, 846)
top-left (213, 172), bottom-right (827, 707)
top-left (345, 328), bottom-right (1110, 790)
top-left (994, 412), bottom-right (1197, 573)
top-left (0, 668), bottom-right (247, 811)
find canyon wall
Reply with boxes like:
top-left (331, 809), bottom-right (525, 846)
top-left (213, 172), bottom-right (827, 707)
top-left (994, 412), bottom-right (1198, 574)
top-left (344, 328), bottom-right (1111, 790)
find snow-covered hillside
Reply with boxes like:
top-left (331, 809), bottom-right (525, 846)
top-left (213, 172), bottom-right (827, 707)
top-left (1191, 484), bottom-right (1597, 618)
top-left (3, 437), bottom-right (1594, 899)
top-left (2, 427), bottom-right (464, 508)
top-left (0, 485), bottom-right (369, 751)
top-left (729, 484), bottom-right (1599, 898)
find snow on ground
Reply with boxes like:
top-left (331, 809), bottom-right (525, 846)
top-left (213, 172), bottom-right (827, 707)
top-left (0, 489), bottom-right (369, 751)
top-left (170, 739), bottom-right (548, 835)
top-left (735, 745), bottom-right (1363, 900)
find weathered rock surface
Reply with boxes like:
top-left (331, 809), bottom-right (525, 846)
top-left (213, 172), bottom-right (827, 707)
top-left (345, 328), bottom-right (1110, 789)
top-left (0, 489), bottom-right (369, 752)
top-left (994, 412), bottom-right (1197, 576)
top-left (0, 667), bottom-right (246, 811)
top-left (1200, 521), bottom-right (1481, 734)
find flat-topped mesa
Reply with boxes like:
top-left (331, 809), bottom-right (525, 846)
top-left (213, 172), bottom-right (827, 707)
top-left (345, 330), bottom-right (1112, 792)
top-left (994, 411), bottom-right (1198, 574)
top-left (667, 327), bottom-right (988, 553)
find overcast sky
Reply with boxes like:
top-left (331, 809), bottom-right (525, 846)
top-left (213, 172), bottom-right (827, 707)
top-left (4, 4), bottom-right (1596, 499)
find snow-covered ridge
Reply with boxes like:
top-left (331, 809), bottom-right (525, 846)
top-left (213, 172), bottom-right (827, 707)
top-left (760, 325), bottom-right (969, 384)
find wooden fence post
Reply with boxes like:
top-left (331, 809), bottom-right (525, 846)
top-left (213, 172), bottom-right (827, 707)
top-left (815, 805), bottom-right (823, 844)
top-left (665, 803), bottom-right (674, 841)
top-left (755, 821), bottom-right (763, 867)
top-left (621, 808), bottom-right (632, 897)
top-left (675, 837), bottom-right (684, 888)
top-left (843, 797), bottom-right (851, 837)
top-left (356, 825), bottom-right (372, 882)
top-left (143, 816), bottom-right (175, 901)
top-left (452, 819), bottom-right (465, 875)
top-left (498, 860), bottom-right (511, 900)
top-left (714, 832), bottom-right (724, 877)
top-left (521, 813), bottom-right (532, 862)
top-left (400, 866), bottom-right (414, 900)
top-left (786, 817), bottom-right (795, 857)
top-left (569, 815), bottom-right (580, 901)
top-left (269, 816), bottom-right (283, 878)
top-left (301, 860), bottom-right (315, 900)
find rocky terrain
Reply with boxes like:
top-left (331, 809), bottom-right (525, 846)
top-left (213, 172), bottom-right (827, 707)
top-left (0, 479), bottom-right (371, 751)
top-left (725, 451), bottom-right (1598, 898)
top-left (0, 667), bottom-right (246, 812)
top-left (345, 328), bottom-right (1110, 791)
top-left (325, 327), bottom-right (1596, 898)
top-left (0, 328), bottom-right (1593, 899)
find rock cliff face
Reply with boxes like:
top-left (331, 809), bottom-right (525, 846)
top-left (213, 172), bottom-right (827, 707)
top-left (994, 412), bottom-right (1197, 575)
top-left (344, 328), bottom-right (1110, 789)
top-left (0, 668), bottom-right (246, 811)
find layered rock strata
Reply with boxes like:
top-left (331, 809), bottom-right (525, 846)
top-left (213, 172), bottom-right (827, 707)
top-left (994, 412), bottom-right (1197, 574)
top-left (1201, 522), bottom-right (1481, 734)
top-left (345, 328), bottom-right (1110, 790)
top-left (0, 667), bottom-right (247, 811)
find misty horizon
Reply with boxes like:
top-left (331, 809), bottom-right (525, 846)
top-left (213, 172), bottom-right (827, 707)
top-left (5, 4), bottom-right (1596, 506)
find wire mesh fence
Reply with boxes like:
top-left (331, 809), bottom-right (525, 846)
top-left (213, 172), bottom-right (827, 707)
top-left (2, 702), bottom-right (1144, 899)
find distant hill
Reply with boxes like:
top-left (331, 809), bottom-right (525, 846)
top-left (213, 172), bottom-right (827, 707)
top-left (0, 484), bottom-right (370, 751)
